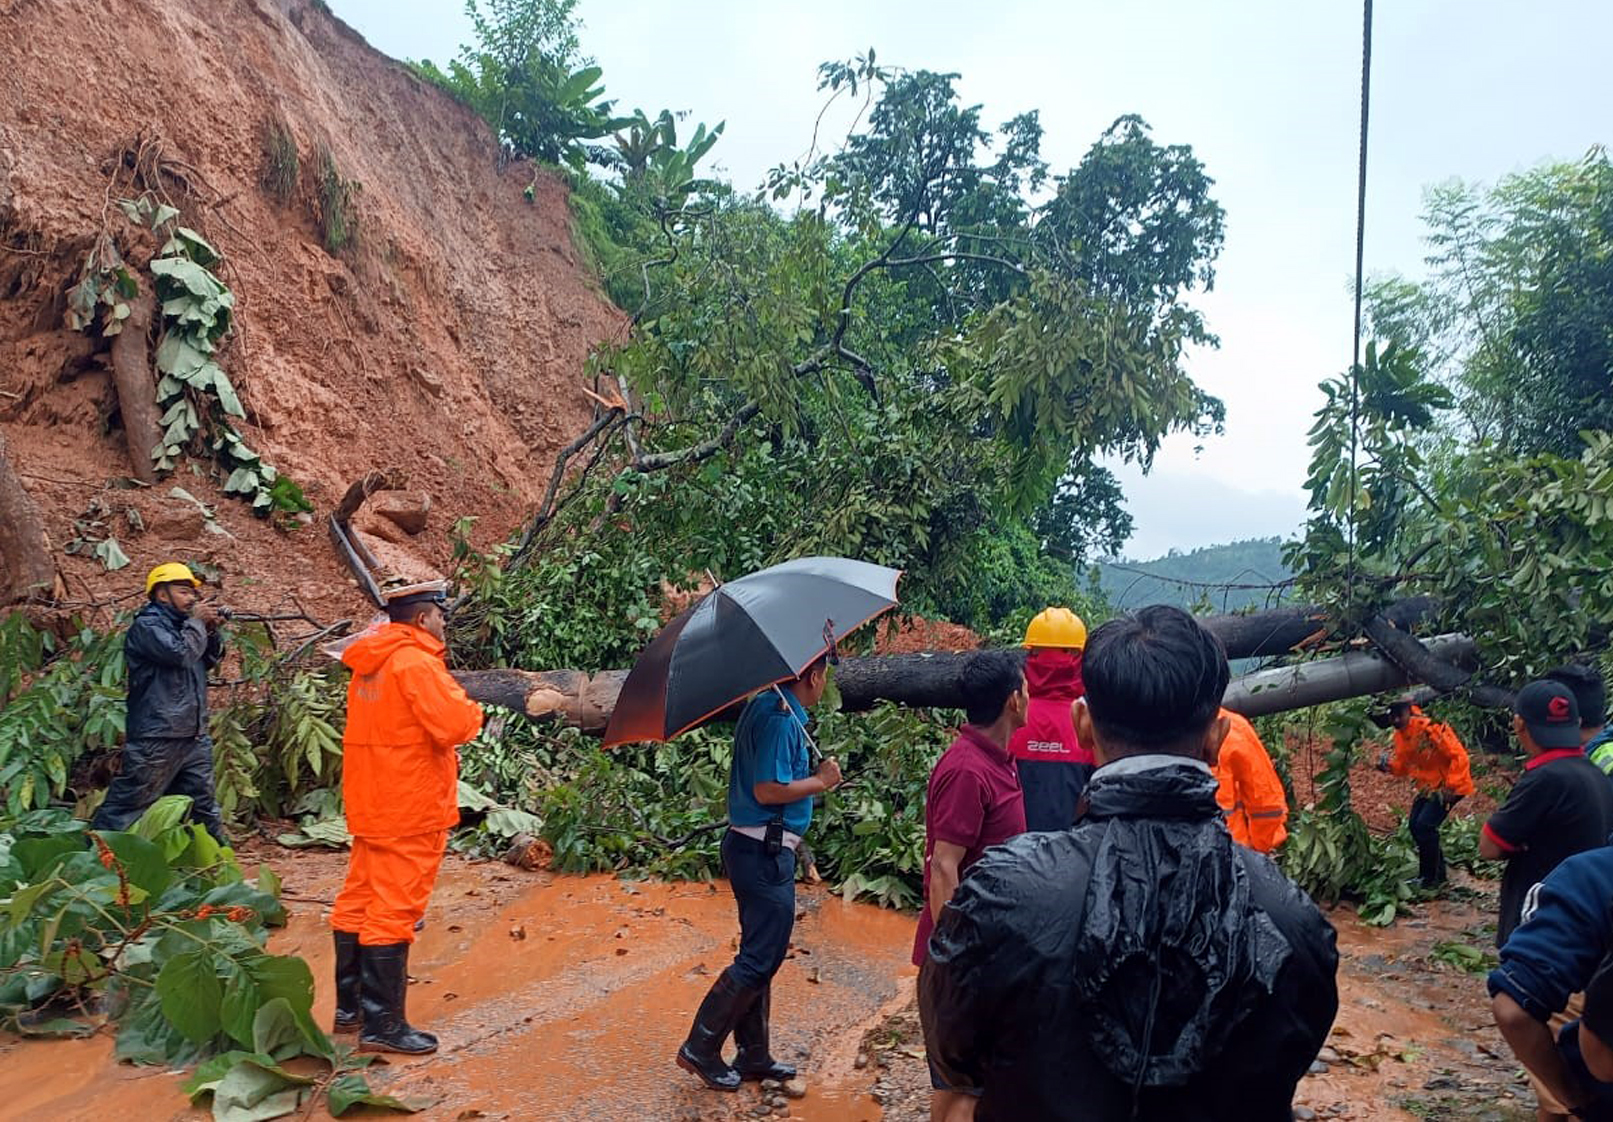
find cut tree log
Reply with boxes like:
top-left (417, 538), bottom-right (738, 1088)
top-left (109, 289), bottom-right (160, 485)
top-left (446, 597), bottom-right (1465, 734)
top-left (1219, 634), bottom-right (1477, 718)
top-left (0, 432), bottom-right (60, 603)
top-left (451, 637), bottom-right (1481, 732)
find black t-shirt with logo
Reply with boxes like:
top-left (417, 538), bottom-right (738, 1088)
top-left (1487, 751), bottom-right (1613, 945)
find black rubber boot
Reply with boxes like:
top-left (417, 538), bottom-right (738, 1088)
top-left (676, 969), bottom-right (756, 1091)
top-left (734, 983), bottom-right (795, 1081)
top-left (358, 943), bottom-right (438, 1055)
top-left (332, 931), bottom-right (362, 1034)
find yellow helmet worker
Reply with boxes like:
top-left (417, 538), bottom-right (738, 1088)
top-left (145, 561), bottom-right (201, 596)
top-left (1022, 607), bottom-right (1087, 650)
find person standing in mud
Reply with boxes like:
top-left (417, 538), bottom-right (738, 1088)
top-left (1376, 699), bottom-right (1474, 888)
top-left (90, 562), bottom-right (229, 845)
top-left (676, 657), bottom-right (843, 1092)
top-left (330, 582), bottom-right (483, 1055)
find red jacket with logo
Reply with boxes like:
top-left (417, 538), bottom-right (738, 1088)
top-left (1008, 648), bottom-right (1095, 765)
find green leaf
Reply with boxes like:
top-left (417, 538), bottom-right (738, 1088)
top-left (101, 830), bottom-right (172, 899)
top-left (155, 333), bottom-right (210, 377)
top-left (250, 996), bottom-right (310, 1061)
top-left (328, 1073), bottom-right (435, 1115)
top-left (181, 1049), bottom-right (275, 1098)
top-left (13, 835), bottom-right (81, 879)
top-left (94, 537), bottom-right (131, 571)
top-left (157, 949), bottom-right (224, 1043)
top-left (214, 370), bottom-right (246, 417)
top-left (162, 227), bottom-right (222, 267)
top-left (210, 1060), bottom-right (308, 1122)
top-left (248, 956), bottom-right (328, 1057)
top-left (225, 467), bottom-right (260, 495)
top-left (256, 864), bottom-right (282, 902)
top-left (6, 879), bottom-right (60, 927)
top-left (150, 254), bottom-right (225, 298)
top-left (218, 960), bottom-right (261, 1048)
top-left (152, 204), bottom-right (181, 230)
top-left (131, 794), bottom-right (194, 839)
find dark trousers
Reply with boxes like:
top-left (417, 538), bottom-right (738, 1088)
top-left (1016, 759), bottom-right (1095, 832)
top-left (1409, 793), bottom-right (1453, 887)
top-left (722, 829), bottom-right (796, 990)
top-left (90, 736), bottom-right (226, 843)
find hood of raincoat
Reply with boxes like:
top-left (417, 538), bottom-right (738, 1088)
top-left (1024, 647), bottom-right (1083, 701)
top-left (1073, 756), bottom-right (1293, 1090)
top-left (341, 622), bottom-right (445, 676)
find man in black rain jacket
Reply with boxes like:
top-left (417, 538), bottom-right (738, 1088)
top-left (920, 605), bottom-right (1338, 1121)
top-left (90, 562), bottom-right (228, 843)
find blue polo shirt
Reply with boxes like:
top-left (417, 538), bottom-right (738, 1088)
top-left (727, 689), bottom-right (814, 836)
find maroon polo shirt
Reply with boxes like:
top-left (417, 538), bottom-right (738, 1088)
top-left (912, 724), bottom-right (1027, 965)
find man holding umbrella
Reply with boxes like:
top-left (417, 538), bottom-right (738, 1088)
top-left (676, 657), bottom-right (844, 1089)
top-left (603, 557), bottom-right (898, 1093)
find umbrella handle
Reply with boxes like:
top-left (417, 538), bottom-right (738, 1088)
top-left (771, 684), bottom-right (823, 767)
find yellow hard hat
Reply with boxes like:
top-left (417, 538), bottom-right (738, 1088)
top-left (145, 562), bottom-right (201, 596)
top-left (1023, 607), bottom-right (1087, 650)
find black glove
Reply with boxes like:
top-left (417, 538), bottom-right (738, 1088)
top-left (1376, 750), bottom-right (1392, 773)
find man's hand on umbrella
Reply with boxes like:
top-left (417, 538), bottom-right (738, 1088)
top-left (816, 757), bottom-right (843, 792)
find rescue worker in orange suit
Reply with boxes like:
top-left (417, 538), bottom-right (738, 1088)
top-left (1377, 700), bottom-right (1475, 888)
top-left (1212, 709), bottom-right (1289, 853)
top-left (330, 582), bottom-right (483, 1054)
top-left (1008, 608), bottom-right (1095, 831)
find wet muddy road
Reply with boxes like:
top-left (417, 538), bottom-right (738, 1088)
top-left (0, 854), bottom-right (1531, 1121)
top-left (0, 850), bottom-right (912, 1121)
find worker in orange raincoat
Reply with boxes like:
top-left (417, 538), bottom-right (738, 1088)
top-left (1212, 709), bottom-right (1289, 852)
top-left (1377, 700), bottom-right (1474, 889)
top-left (330, 582), bottom-right (483, 1055)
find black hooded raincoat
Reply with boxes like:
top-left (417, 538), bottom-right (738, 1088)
top-left (920, 755), bottom-right (1338, 1121)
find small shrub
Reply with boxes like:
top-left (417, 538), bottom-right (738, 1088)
top-left (313, 145), bottom-right (360, 254)
top-left (260, 119), bottom-right (299, 205)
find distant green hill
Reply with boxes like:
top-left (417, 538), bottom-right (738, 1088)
top-left (1096, 537), bottom-right (1293, 614)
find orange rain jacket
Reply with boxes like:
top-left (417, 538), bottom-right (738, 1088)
top-left (1212, 709), bottom-right (1290, 852)
top-left (1387, 706), bottom-right (1475, 798)
top-left (340, 623), bottom-right (484, 838)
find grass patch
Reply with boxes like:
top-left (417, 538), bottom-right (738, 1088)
top-left (261, 118), bottom-right (300, 205)
top-left (314, 144), bottom-right (360, 254)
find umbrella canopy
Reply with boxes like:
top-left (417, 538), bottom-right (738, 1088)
top-left (602, 556), bottom-right (900, 747)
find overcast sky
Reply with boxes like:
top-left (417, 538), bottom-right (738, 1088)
top-left (331, 0), bottom-right (1612, 559)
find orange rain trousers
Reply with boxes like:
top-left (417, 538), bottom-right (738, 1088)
top-left (331, 829), bottom-right (449, 946)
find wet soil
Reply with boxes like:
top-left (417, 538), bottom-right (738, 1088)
top-left (0, 849), bottom-right (1532, 1121)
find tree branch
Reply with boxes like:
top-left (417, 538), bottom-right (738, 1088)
top-left (631, 401), bottom-right (762, 472)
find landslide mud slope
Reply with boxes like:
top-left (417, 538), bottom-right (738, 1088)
top-left (0, 0), bottom-right (622, 618)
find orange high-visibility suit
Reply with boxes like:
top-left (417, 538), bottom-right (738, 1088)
top-left (332, 623), bottom-right (483, 946)
top-left (1387, 706), bottom-right (1475, 798)
top-left (1212, 710), bottom-right (1289, 852)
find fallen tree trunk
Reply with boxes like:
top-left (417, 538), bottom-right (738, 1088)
top-left (0, 433), bottom-right (59, 604)
top-left (1219, 634), bottom-right (1476, 718)
top-left (452, 636), bottom-right (1480, 732)
top-left (109, 290), bottom-right (160, 485)
top-left (447, 597), bottom-right (1461, 732)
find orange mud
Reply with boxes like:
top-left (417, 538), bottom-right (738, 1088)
top-left (0, 851), bottom-right (1532, 1121)
top-left (0, 849), bottom-right (913, 1121)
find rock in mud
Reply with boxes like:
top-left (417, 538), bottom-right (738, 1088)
top-left (782, 1078), bottom-right (807, 1099)
top-left (370, 489), bottom-right (432, 535)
